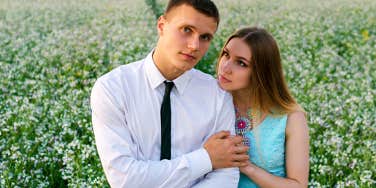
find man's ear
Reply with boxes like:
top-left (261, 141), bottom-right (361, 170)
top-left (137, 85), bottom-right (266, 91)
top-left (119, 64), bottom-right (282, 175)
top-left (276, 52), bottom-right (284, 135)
top-left (157, 15), bottom-right (166, 36)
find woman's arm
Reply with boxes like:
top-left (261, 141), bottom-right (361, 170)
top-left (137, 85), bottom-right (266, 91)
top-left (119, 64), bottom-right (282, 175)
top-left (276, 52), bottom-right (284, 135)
top-left (240, 111), bottom-right (309, 188)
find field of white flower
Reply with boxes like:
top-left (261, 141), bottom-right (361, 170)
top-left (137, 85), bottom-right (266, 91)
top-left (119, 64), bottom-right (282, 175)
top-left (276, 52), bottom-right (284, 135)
top-left (1, 0), bottom-right (375, 187)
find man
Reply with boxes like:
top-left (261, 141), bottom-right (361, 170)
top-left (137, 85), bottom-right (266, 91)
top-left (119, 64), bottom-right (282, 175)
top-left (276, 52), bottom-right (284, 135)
top-left (91, 0), bottom-right (249, 187)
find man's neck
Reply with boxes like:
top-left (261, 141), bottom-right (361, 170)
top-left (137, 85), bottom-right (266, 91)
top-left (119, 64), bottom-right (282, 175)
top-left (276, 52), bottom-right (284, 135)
top-left (152, 49), bottom-right (184, 81)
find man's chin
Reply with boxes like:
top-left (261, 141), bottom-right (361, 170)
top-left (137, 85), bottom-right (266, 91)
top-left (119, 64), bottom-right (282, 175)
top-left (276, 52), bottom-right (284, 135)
top-left (177, 63), bottom-right (195, 72)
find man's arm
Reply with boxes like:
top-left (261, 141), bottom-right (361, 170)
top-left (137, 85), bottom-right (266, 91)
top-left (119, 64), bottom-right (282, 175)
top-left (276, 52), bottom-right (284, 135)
top-left (192, 92), bottom-right (244, 188)
top-left (91, 79), bottom-right (212, 187)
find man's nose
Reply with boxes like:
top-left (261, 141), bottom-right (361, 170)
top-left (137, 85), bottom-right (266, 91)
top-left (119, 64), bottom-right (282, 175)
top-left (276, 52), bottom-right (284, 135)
top-left (187, 36), bottom-right (199, 51)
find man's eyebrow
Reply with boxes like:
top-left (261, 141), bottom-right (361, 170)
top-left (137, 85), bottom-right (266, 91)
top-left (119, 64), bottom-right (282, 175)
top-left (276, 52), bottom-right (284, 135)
top-left (185, 25), bottom-right (214, 39)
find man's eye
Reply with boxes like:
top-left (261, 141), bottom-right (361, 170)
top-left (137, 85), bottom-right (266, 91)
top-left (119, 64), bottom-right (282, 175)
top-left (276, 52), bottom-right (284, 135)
top-left (200, 35), bottom-right (211, 41)
top-left (183, 27), bottom-right (191, 33)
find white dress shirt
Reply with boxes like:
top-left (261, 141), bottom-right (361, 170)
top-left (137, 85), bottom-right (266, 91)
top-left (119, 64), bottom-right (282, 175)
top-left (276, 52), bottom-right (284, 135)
top-left (91, 51), bottom-right (238, 188)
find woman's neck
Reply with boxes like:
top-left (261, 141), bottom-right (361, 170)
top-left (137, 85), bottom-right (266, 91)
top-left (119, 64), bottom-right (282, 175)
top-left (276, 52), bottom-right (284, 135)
top-left (232, 90), bottom-right (252, 113)
top-left (232, 91), bottom-right (268, 127)
top-left (232, 89), bottom-right (268, 122)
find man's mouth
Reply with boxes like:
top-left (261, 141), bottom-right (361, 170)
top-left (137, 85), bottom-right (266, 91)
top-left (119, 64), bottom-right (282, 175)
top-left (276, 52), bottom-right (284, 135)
top-left (180, 52), bottom-right (196, 60)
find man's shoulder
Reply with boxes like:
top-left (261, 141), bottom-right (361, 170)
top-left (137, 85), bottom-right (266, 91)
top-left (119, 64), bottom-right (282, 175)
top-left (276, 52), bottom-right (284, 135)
top-left (91, 59), bottom-right (146, 105)
top-left (190, 69), bottom-right (229, 96)
top-left (190, 68), bottom-right (216, 83)
top-left (96, 59), bottom-right (145, 86)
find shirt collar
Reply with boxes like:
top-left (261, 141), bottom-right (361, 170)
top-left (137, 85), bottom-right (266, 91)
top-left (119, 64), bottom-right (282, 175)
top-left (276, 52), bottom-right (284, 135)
top-left (144, 50), bottom-right (192, 95)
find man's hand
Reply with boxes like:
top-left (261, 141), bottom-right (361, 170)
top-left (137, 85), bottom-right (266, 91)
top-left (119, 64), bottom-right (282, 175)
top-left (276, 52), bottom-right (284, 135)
top-left (203, 131), bottom-right (249, 169)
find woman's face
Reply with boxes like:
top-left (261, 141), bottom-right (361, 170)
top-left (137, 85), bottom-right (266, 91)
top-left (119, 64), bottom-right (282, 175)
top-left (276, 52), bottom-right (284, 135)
top-left (217, 38), bottom-right (252, 92)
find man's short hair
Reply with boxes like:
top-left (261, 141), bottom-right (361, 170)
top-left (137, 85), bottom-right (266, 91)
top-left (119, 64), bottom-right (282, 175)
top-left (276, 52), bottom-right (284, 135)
top-left (165, 0), bottom-right (219, 25)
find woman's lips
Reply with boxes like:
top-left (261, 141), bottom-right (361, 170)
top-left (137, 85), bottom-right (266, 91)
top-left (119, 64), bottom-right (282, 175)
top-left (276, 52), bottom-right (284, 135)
top-left (219, 75), bottom-right (231, 83)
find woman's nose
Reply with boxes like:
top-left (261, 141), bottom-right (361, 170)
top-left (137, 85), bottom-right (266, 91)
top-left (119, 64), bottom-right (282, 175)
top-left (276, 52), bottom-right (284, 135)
top-left (221, 60), bottom-right (232, 74)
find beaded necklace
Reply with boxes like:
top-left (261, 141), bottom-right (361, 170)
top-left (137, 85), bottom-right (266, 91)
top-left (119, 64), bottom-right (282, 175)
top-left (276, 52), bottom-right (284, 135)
top-left (235, 107), bottom-right (270, 167)
top-left (235, 107), bottom-right (259, 146)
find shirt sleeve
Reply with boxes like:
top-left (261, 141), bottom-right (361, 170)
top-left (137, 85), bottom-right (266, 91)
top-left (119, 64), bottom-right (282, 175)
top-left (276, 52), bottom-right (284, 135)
top-left (192, 92), bottom-right (239, 188)
top-left (90, 79), bottom-right (213, 188)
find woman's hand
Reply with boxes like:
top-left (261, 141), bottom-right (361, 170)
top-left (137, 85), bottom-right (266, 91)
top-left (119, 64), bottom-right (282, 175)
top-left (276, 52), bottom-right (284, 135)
top-left (239, 160), bottom-right (256, 174)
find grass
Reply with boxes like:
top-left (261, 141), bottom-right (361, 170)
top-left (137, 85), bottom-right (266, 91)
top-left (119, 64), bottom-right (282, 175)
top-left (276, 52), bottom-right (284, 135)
top-left (1, 0), bottom-right (375, 187)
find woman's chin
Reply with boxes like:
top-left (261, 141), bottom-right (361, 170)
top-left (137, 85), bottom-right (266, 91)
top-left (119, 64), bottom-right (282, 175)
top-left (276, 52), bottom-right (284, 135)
top-left (217, 80), bottom-right (232, 91)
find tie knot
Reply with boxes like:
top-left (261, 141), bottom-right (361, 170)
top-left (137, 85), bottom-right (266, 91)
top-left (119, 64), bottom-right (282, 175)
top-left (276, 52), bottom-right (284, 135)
top-left (164, 81), bottom-right (174, 93)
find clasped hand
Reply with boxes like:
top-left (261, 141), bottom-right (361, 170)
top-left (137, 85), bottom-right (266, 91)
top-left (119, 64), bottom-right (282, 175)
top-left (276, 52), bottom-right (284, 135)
top-left (204, 131), bottom-right (249, 169)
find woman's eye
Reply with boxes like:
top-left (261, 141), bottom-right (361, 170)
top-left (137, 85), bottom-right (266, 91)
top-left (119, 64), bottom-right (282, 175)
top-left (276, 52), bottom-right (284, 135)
top-left (238, 61), bottom-right (247, 67)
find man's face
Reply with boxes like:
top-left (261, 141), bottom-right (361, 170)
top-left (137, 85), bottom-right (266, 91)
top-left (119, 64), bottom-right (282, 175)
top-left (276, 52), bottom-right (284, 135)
top-left (157, 4), bottom-right (218, 74)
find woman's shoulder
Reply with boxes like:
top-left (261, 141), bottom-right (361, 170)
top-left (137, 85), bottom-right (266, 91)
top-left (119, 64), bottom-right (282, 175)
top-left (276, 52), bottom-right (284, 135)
top-left (286, 111), bottom-right (308, 137)
top-left (288, 111), bottom-right (306, 121)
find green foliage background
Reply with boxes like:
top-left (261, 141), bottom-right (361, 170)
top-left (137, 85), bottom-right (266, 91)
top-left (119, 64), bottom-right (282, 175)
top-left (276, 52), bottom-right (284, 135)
top-left (0, 0), bottom-right (375, 187)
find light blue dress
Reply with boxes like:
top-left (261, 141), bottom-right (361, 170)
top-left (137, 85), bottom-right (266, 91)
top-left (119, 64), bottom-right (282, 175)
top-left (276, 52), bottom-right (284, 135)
top-left (237, 115), bottom-right (288, 188)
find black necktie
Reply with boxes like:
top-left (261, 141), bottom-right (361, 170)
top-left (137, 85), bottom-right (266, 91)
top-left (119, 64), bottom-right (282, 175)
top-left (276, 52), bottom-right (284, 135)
top-left (160, 81), bottom-right (174, 160)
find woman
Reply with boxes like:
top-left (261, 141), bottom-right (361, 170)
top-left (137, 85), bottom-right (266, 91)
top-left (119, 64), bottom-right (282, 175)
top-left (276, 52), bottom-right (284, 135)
top-left (217, 27), bottom-right (309, 187)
